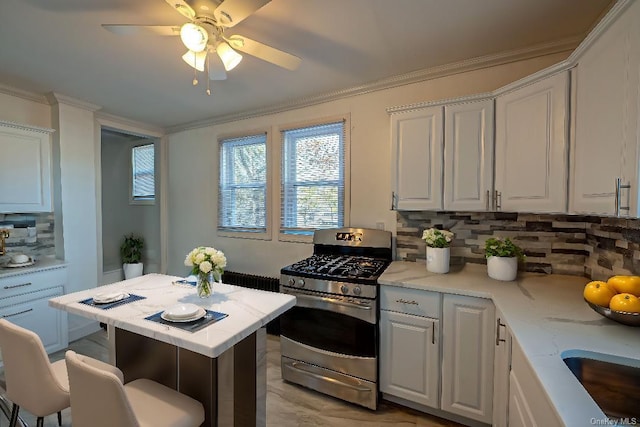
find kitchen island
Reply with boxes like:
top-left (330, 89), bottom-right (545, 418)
top-left (379, 261), bottom-right (640, 426)
top-left (49, 273), bottom-right (295, 427)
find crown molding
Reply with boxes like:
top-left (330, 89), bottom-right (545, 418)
top-left (0, 119), bottom-right (55, 134)
top-left (96, 111), bottom-right (164, 138)
top-left (45, 92), bottom-right (101, 112)
top-left (167, 36), bottom-right (579, 133)
top-left (0, 83), bottom-right (48, 104)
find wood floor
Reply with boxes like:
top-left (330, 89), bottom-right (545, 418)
top-left (1, 330), bottom-right (462, 427)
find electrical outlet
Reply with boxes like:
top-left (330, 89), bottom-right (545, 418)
top-left (376, 222), bottom-right (385, 230)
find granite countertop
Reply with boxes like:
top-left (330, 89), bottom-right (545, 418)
top-left (379, 261), bottom-right (640, 426)
top-left (49, 273), bottom-right (296, 358)
top-left (0, 257), bottom-right (67, 278)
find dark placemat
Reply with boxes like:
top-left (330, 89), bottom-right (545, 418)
top-left (79, 294), bottom-right (146, 310)
top-left (145, 309), bottom-right (228, 333)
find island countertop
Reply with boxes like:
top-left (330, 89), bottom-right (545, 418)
top-left (379, 261), bottom-right (640, 426)
top-left (49, 273), bottom-right (295, 358)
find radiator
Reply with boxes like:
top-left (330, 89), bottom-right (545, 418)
top-left (221, 271), bottom-right (281, 335)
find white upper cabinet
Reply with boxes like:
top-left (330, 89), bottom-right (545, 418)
top-left (570, 0), bottom-right (640, 216)
top-left (0, 121), bottom-right (54, 213)
top-left (390, 106), bottom-right (444, 210)
top-left (494, 72), bottom-right (569, 213)
top-left (444, 100), bottom-right (494, 211)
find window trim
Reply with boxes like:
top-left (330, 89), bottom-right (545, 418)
top-left (216, 129), bottom-right (272, 241)
top-left (129, 142), bottom-right (156, 206)
top-left (277, 114), bottom-right (351, 243)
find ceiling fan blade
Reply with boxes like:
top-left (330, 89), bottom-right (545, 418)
top-left (165, 0), bottom-right (196, 20)
top-left (226, 35), bottom-right (301, 70)
top-left (102, 24), bottom-right (180, 36)
top-left (213, 0), bottom-right (271, 27)
top-left (208, 52), bottom-right (228, 80)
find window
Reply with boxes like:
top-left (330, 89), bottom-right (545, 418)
top-left (218, 133), bottom-right (268, 234)
top-left (131, 144), bottom-right (155, 202)
top-left (281, 120), bottom-right (346, 236)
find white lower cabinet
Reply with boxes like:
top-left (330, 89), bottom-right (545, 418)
top-left (492, 308), bottom-right (512, 427)
top-left (508, 338), bottom-right (562, 427)
top-left (0, 266), bottom-right (68, 365)
top-left (380, 286), bottom-right (495, 425)
top-left (380, 310), bottom-right (440, 408)
top-left (441, 294), bottom-right (495, 424)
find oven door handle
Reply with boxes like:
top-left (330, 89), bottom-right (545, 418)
top-left (288, 361), bottom-right (371, 392)
top-left (295, 293), bottom-right (371, 311)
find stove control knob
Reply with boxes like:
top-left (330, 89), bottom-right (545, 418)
top-left (340, 284), bottom-right (349, 294)
top-left (296, 279), bottom-right (305, 287)
top-left (353, 286), bottom-right (362, 296)
top-left (288, 278), bottom-right (295, 286)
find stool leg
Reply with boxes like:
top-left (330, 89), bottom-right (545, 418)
top-left (36, 417), bottom-right (44, 427)
top-left (58, 411), bottom-right (62, 426)
top-left (9, 404), bottom-right (19, 427)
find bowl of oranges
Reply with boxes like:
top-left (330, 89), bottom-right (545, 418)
top-left (583, 275), bottom-right (640, 326)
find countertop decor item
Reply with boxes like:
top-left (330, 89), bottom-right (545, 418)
top-left (120, 234), bottom-right (144, 280)
top-left (422, 228), bottom-right (454, 274)
top-left (485, 237), bottom-right (525, 281)
top-left (184, 246), bottom-right (227, 298)
top-left (585, 299), bottom-right (640, 326)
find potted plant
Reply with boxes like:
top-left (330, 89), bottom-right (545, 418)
top-left (484, 237), bottom-right (525, 281)
top-left (120, 233), bottom-right (144, 280)
top-left (422, 228), bottom-right (454, 273)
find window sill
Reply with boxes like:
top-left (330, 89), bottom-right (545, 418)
top-left (217, 230), bottom-right (272, 241)
top-left (278, 233), bottom-right (313, 244)
top-left (129, 198), bottom-right (155, 206)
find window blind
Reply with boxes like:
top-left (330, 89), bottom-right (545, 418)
top-left (218, 133), bottom-right (267, 232)
top-left (281, 121), bottom-right (345, 235)
top-left (132, 144), bottom-right (155, 200)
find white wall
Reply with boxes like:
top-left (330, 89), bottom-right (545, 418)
top-left (167, 53), bottom-right (569, 278)
top-left (101, 131), bottom-right (161, 274)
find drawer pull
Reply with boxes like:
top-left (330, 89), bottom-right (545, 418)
top-left (4, 282), bottom-right (32, 290)
top-left (2, 308), bottom-right (33, 318)
top-left (396, 299), bottom-right (419, 305)
top-left (496, 318), bottom-right (506, 346)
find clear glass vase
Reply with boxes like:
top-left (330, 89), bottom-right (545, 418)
top-left (196, 271), bottom-right (214, 298)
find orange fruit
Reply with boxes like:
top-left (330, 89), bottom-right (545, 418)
top-left (607, 275), bottom-right (640, 296)
top-left (609, 293), bottom-right (640, 313)
top-left (583, 281), bottom-right (617, 307)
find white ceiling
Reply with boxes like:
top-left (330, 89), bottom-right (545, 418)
top-left (0, 0), bottom-right (613, 129)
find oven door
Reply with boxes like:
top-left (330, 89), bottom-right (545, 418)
top-left (279, 289), bottom-right (377, 358)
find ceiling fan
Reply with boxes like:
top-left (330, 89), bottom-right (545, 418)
top-left (103, 0), bottom-right (301, 93)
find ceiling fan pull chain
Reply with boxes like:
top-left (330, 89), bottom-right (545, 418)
top-left (192, 54), bottom-right (198, 86)
top-left (206, 53), bottom-right (212, 96)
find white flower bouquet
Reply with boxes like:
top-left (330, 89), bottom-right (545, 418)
top-left (184, 246), bottom-right (227, 297)
top-left (421, 228), bottom-right (454, 248)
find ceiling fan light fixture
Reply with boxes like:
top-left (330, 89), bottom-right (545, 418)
top-left (180, 23), bottom-right (208, 52)
top-left (182, 50), bottom-right (207, 72)
top-left (216, 41), bottom-right (242, 71)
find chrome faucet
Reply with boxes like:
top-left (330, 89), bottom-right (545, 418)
top-left (0, 229), bottom-right (9, 256)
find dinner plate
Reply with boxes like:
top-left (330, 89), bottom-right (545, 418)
top-left (161, 307), bottom-right (206, 323)
top-left (163, 303), bottom-right (201, 319)
top-left (93, 291), bottom-right (130, 304)
top-left (4, 259), bottom-right (35, 268)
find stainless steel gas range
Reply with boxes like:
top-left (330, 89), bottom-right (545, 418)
top-left (279, 227), bottom-right (392, 409)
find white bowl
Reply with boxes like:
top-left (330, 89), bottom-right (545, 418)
top-left (163, 303), bottom-right (201, 319)
top-left (10, 254), bottom-right (29, 264)
top-left (93, 291), bottom-right (129, 304)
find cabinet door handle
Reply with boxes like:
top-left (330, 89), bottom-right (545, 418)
top-left (432, 322), bottom-right (436, 345)
top-left (396, 299), bottom-right (419, 305)
top-left (615, 178), bottom-right (631, 216)
top-left (3, 282), bottom-right (32, 290)
top-left (2, 308), bottom-right (33, 318)
top-left (494, 190), bottom-right (502, 210)
top-left (391, 192), bottom-right (396, 210)
top-left (486, 190), bottom-right (490, 211)
top-left (496, 318), bottom-right (506, 346)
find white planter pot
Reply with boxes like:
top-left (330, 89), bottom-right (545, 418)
top-left (426, 247), bottom-right (450, 274)
top-left (123, 263), bottom-right (143, 280)
top-left (487, 256), bottom-right (518, 281)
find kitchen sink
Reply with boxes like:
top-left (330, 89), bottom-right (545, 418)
top-left (563, 352), bottom-right (640, 419)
